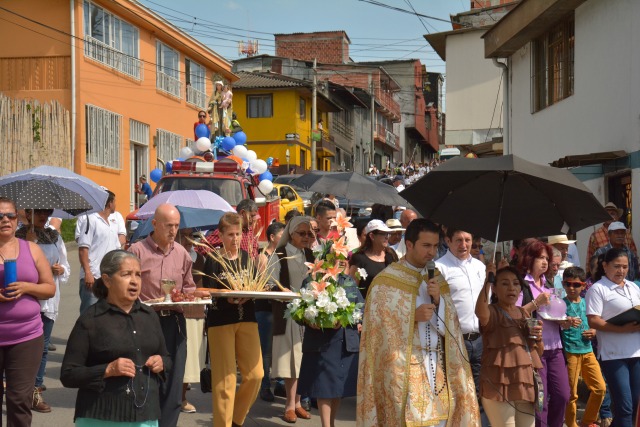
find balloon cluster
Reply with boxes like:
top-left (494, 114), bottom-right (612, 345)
top-left (149, 124), bottom-right (274, 197)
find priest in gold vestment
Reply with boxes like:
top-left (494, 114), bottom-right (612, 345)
top-left (357, 219), bottom-right (480, 427)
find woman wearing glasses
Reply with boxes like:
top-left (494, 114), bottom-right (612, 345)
top-left (0, 197), bottom-right (55, 426)
top-left (269, 216), bottom-right (314, 423)
top-left (16, 208), bottom-right (70, 413)
top-left (348, 219), bottom-right (398, 297)
top-left (586, 248), bottom-right (640, 427)
top-left (193, 110), bottom-right (210, 140)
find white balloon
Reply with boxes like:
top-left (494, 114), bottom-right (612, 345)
top-left (232, 145), bottom-right (248, 158)
top-left (179, 146), bottom-right (194, 158)
top-left (246, 150), bottom-right (258, 162)
top-left (251, 159), bottom-right (268, 175)
top-left (196, 137), bottom-right (211, 152)
top-left (258, 179), bottom-right (274, 195)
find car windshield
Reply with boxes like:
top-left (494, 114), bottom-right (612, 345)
top-left (156, 177), bottom-right (244, 206)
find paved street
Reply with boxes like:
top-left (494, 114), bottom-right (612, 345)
top-left (2, 243), bottom-right (356, 427)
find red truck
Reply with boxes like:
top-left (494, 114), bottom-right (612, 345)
top-left (126, 157), bottom-right (280, 242)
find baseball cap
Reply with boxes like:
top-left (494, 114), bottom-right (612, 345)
top-left (365, 219), bottom-right (393, 234)
top-left (608, 221), bottom-right (627, 232)
top-left (393, 175), bottom-right (404, 183)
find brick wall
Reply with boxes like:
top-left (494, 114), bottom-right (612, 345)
top-left (275, 31), bottom-right (350, 64)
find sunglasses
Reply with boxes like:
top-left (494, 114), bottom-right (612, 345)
top-left (563, 281), bottom-right (585, 289)
top-left (0, 212), bottom-right (17, 220)
top-left (295, 231), bottom-right (315, 238)
top-left (472, 244), bottom-right (483, 249)
top-left (198, 114), bottom-right (206, 118)
top-left (373, 231), bottom-right (390, 238)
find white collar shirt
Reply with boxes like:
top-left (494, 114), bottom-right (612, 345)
top-left (585, 277), bottom-right (640, 360)
top-left (75, 212), bottom-right (121, 279)
top-left (435, 250), bottom-right (486, 334)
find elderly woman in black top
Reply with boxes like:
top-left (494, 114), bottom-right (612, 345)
top-left (60, 250), bottom-right (169, 427)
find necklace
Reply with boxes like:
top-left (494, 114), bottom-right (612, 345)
top-left (614, 284), bottom-right (635, 307)
top-left (126, 364), bottom-right (151, 408)
top-left (423, 320), bottom-right (447, 396)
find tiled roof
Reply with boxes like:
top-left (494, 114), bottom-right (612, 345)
top-left (233, 72), bottom-right (308, 89)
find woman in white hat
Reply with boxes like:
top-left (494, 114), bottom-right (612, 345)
top-left (348, 219), bottom-right (398, 297)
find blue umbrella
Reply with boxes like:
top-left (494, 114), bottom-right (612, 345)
top-left (130, 206), bottom-right (228, 242)
top-left (0, 165), bottom-right (108, 218)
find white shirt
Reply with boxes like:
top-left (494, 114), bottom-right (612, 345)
top-left (435, 250), bottom-right (486, 334)
top-left (75, 213), bottom-right (121, 279)
top-left (394, 236), bottom-right (406, 259)
top-left (39, 234), bottom-right (70, 321)
top-left (585, 277), bottom-right (640, 361)
top-left (567, 243), bottom-right (581, 267)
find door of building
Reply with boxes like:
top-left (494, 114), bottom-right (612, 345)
top-left (608, 172), bottom-right (632, 228)
top-left (130, 143), bottom-right (149, 210)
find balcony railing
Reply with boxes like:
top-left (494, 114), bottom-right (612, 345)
top-left (376, 89), bottom-right (401, 120)
top-left (374, 124), bottom-right (399, 151)
top-left (156, 71), bottom-right (182, 98)
top-left (186, 85), bottom-right (207, 110)
top-left (84, 36), bottom-right (142, 80)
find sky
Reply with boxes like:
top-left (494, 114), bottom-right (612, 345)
top-left (139, 0), bottom-right (468, 72)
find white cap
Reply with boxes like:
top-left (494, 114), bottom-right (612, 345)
top-left (365, 219), bottom-right (393, 234)
top-left (608, 221), bottom-right (627, 232)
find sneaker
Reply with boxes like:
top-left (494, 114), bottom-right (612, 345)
top-left (32, 388), bottom-right (51, 413)
top-left (300, 398), bottom-right (311, 412)
top-left (48, 343), bottom-right (56, 352)
top-left (260, 388), bottom-right (275, 402)
top-left (181, 400), bottom-right (196, 413)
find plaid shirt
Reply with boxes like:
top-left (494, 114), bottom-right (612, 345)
top-left (587, 224), bottom-right (637, 271)
top-left (197, 227), bottom-right (259, 259)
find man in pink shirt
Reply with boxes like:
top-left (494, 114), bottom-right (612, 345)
top-left (129, 203), bottom-right (197, 427)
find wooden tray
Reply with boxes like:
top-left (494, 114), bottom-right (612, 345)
top-left (208, 290), bottom-right (301, 300)
top-left (143, 299), bottom-right (211, 306)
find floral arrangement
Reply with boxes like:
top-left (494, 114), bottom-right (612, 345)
top-left (286, 213), bottom-right (364, 329)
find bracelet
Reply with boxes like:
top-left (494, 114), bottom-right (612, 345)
top-left (531, 300), bottom-right (539, 309)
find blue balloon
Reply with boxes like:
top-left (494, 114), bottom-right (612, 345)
top-left (259, 171), bottom-right (273, 182)
top-left (266, 157), bottom-right (274, 167)
top-left (195, 124), bottom-right (210, 139)
top-left (150, 168), bottom-right (162, 183)
top-left (233, 131), bottom-right (247, 145)
top-left (246, 168), bottom-right (253, 174)
top-left (165, 161), bottom-right (172, 174)
top-left (221, 136), bottom-right (236, 151)
top-left (177, 157), bottom-right (185, 161)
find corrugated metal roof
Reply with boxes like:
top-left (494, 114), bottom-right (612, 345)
top-left (233, 71), bottom-right (307, 89)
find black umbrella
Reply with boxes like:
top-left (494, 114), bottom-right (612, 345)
top-left (291, 171), bottom-right (408, 207)
top-left (400, 155), bottom-right (610, 243)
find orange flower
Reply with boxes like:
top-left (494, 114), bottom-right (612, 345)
top-left (305, 259), bottom-right (325, 277)
top-left (322, 262), bottom-right (344, 282)
top-left (331, 212), bottom-right (353, 231)
top-left (310, 280), bottom-right (327, 294)
top-left (331, 236), bottom-right (350, 259)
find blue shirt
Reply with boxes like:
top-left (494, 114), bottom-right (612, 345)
top-left (561, 297), bottom-right (593, 354)
top-left (140, 182), bottom-right (153, 199)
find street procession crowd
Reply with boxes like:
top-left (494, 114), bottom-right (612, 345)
top-left (2, 169), bottom-right (640, 427)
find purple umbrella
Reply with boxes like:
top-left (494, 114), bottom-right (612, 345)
top-left (136, 190), bottom-right (235, 219)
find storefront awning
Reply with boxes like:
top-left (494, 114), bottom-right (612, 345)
top-left (550, 151), bottom-right (627, 168)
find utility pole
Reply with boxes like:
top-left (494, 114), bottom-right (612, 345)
top-left (369, 75), bottom-right (375, 171)
top-left (311, 58), bottom-right (317, 170)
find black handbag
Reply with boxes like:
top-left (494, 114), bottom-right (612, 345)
top-left (200, 330), bottom-right (212, 393)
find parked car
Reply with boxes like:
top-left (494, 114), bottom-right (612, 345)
top-left (274, 174), bottom-right (321, 215)
top-left (272, 184), bottom-right (305, 222)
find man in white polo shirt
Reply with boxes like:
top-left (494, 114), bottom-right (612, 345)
top-left (75, 190), bottom-right (121, 314)
top-left (435, 228), bottom-right (487, 425)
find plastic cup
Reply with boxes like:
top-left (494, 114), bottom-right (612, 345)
top-left (526, 318), bottom-right (541, 339)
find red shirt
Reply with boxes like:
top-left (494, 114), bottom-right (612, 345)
top-left (198, 227), bottom-right (259, 259)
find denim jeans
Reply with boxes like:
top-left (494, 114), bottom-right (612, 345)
top-left (255, 310), bottom-right (273, 390)
top-left (35, 314), bottom-right (54, 387)
top-left (79, 278), bottom-right (98, 314)
top-left (600, 357), bottom-right (640, 427)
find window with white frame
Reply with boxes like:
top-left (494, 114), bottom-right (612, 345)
top-left (156, 129), bottom-right (181, 166)
top-left (83, 1), bottom-right (141, 79)
top-left (86, 104), bottom-right (122, 169)
top-left (129, 119), bottom-right (149, 146)
top-left (156, 42), bottom-right (181, 98)
top-left (185, 58), bottom-right (207, 109)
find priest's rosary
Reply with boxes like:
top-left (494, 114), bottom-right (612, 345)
top-left (425, 322), bottom-right (447, 396)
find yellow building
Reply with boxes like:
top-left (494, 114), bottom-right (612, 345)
top-left (0, 0), bottom-right (235, 216)
top-left (232, 72), bottom-right (340, 174)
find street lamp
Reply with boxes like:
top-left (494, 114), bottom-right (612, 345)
top-left (286, 148), bottom-right (290, 173)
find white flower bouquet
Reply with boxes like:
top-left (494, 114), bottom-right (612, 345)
top-left (286, 213), bottom-right (364, 329)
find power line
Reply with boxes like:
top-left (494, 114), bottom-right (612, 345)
top-left (357, 0), bottom-right (465, 26)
